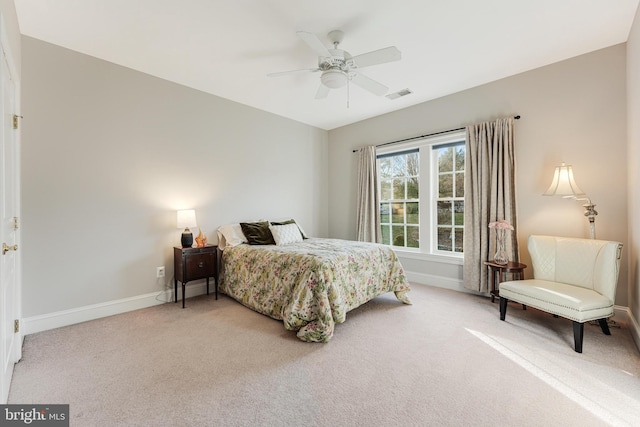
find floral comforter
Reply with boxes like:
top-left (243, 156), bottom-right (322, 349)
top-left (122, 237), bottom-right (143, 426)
top-left (220, 238), bottom-right (411, 342)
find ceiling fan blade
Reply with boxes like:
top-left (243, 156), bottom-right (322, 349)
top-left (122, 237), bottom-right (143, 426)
top-left (351, 72), bottom-right (388, 96)
top-left (315, 84), bottom-right (330, 99)
top-left (267, 68), bottom-right (320, 77)
top-left (296, 31), bottom-right (332, 58)
top-left (352, 46), bottom-right (401, 69)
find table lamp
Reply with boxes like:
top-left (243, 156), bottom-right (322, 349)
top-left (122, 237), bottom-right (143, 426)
top-left (177, 209), bottom-right (197, 247)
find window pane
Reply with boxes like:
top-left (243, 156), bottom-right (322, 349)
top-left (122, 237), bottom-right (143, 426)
top-left (455, 146), bottom-right (465, 170)
top-left (407, 226), bottom-right (419, 248)
top-left (455, 172), bottom-right (464, 197)
top-left (437, 201), bottom-right (451, 225)
top-left (381, 179), bottom-right (392, 200)
top-left (381, 225), bottom-right (390, 245)
top-left (407, 152), bottom-right (419, 175)
top-left (393, 178), bottom-right (406, 199)
top-left (407, 177), bottom-right (419, 199)
top-left (392, 203), bottom-right (404, 223)
top-left (439, 174), bottom-right (453, 198)
top-left (406, 202), bottom-right (419, 224)
top-left (380, 203), bottom-right (390, 223)
top-left (392, 225), bottom-right (405, 246)
top-left (455, 228), bottom-right (464, 253)
top-left (437, 227), bottom-right (452, 251)
top-left (392, 155), bottom-right (406, 177)
top-left (379, 157), bottom-right (392, 178)
top-left (438, 147), bottom-right (453, 172)
top-left (454, 201), bottom-right (464, 225)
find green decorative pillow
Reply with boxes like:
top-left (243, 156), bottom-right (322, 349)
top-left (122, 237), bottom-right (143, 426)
top-left (270, 219), bottom-right (308, 239)
top-left (240, 221), bottom-right (275, 245)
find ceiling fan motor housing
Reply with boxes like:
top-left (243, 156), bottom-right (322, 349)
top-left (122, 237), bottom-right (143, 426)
top-left (318, 48), bottom-right (353, 88)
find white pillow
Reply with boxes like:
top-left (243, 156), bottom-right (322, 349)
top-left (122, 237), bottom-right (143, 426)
top-left (216, 224), bottom-right (247, 250)
top-left (269, 223), bottom-right (303, 246)
top-left (269, 218), bottom-right (309, 239)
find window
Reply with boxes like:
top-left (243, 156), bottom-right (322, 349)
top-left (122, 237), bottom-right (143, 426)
top-left (378, 150), bottom-right (419, 248)
top-left (435, 142), bottom-right (465, 254)
top-left (376, 131), bottom-right (465, 257)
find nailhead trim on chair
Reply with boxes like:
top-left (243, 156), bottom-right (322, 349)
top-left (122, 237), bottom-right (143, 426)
top-left (501, 288), bottom-right (613, 323)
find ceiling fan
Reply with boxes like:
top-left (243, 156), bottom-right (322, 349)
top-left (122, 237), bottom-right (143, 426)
top-left (268, 30), bottom-right (401, 99)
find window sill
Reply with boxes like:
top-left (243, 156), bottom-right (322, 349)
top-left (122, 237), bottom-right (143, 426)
top-left (392, 249), bottom-right (463, 265)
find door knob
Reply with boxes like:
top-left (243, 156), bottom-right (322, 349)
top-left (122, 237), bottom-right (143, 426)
top-left (2, 243), bottom-right (17, 255)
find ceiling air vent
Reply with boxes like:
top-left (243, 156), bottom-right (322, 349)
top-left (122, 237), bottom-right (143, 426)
top-left (386, 88), bottom-right (413, 100)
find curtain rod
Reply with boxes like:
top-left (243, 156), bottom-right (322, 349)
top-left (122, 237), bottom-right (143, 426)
top-left (352, 115), bottom-right (520, 152)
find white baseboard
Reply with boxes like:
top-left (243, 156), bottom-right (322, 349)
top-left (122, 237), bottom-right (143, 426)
top-left (22, 282), bottom-right (210, 336)
top-left (620, 306), bottom-right (640, 352)
top-left (405, 271), bottom-right (466, 292)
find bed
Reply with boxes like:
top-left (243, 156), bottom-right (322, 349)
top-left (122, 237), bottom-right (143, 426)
top-left (218, 221), bottom-right (411, 342)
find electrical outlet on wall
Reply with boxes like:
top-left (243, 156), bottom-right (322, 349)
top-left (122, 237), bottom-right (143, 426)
top-left (156, 266), bottom-right (165, 278)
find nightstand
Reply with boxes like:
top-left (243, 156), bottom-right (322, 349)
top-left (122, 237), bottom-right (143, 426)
top-left (174, 245), bottom-right (218, 308)
top-left (484, 260), bottom-right (527, 303)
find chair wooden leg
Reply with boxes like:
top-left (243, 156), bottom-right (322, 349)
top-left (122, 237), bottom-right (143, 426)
top-left (499, 297), bottom-right (508, 320)
top-left (573, 321), bottom-right (584, 353)
top-left (598, 318), bottom-right (611, 335)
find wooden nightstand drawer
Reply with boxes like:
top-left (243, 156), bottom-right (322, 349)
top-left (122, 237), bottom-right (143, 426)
top-left (185, 253), bottom-right (215, 279)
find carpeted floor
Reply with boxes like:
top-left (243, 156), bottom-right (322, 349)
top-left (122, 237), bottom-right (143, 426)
top-left (8, 284), bottom-right (640, 426)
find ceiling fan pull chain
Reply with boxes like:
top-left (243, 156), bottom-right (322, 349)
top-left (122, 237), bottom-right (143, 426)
top-left (347, 78), bottom-right (350, 109)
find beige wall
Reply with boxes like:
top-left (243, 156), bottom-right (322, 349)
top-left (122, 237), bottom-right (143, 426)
top-left (628, 8), bottom-right (640, 334)
top-left (328, 45), bottom-right (629, 306)
top-left (21, 37), bottom-right (328, 317)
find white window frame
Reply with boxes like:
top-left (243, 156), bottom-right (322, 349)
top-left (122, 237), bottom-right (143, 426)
top-left (376, 130), bottom-right (466, 262)
top-left (431, 139), bottom-right (466, 258)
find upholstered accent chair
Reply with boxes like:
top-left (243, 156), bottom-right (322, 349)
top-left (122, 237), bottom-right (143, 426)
top-left (499, 235), bottom-right (623, 353)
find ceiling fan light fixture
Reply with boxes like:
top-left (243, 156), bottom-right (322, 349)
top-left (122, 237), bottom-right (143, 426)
top-left (321, 69), bottom-right (348, 89)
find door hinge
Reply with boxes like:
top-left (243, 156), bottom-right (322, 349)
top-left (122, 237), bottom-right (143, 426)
top-left (14, 319), bottom-right (19, 333)
top-left (12, 217), bottom-right (18, 231)
top-left (13, 114), bottom-right (22, 130)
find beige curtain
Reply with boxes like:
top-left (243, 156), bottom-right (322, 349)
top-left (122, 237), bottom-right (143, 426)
top-left (463, 117), bottom-right (519, 292)
top-left (356, 146), bottom-right (381, 243)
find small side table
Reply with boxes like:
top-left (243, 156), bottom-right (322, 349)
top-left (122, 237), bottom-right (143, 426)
top-left (484, 260), bottom-right (527, 303)
top-left (174, 245), bottom-right (218, 308)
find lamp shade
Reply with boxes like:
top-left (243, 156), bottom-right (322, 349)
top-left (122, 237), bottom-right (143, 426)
top-left (321, 69), bottom-right (348, 89)
top-left (543, 163), bottom-right (585, 198)
top-left (176, 209), bottom-right (197, 229)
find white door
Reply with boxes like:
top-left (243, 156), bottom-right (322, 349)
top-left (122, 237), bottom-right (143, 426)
top-left (0, 34), bottom-right (20, 404)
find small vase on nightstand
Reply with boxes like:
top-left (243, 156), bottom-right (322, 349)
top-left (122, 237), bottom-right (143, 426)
top-left (489, 219), bottom-right (513, 265)
top-left (494, 228), bottom-right (509, 265)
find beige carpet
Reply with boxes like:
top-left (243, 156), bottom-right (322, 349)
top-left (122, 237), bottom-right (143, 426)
top-left (8, 284), bottom-right (640, 426)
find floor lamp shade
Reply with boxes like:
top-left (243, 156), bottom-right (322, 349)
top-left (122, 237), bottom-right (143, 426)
top-left (543, 163), bottom-right (597, 239)
top-left (543, 163), bottom-right (585, 198)
top-left (177, 209), bottom-right (197, 247)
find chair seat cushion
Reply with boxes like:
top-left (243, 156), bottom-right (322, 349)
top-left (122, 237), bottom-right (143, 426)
top-left (499, 279), bottom-right (613, 322)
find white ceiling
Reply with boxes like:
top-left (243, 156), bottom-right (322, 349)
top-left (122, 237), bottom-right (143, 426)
top-left (15, 0), bottom-right (640, 130)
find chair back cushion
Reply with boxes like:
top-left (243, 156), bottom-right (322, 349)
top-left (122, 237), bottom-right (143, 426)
top-left (528, 235), bottom-right (622, 300)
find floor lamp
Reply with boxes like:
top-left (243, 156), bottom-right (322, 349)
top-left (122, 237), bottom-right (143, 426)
top-left (543, 162), bottom-right (598, 239)
top-left (543, 163), bottom-right (615, 327)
